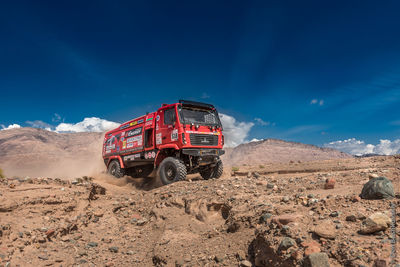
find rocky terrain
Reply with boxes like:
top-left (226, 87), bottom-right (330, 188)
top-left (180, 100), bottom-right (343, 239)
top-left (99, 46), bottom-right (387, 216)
top-left (1, 155), bottom-right (399, 267)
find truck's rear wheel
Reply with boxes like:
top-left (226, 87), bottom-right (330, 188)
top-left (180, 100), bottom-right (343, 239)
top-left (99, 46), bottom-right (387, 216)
top-left (107, 160), bottom-right (125, 178)
top-left (159, 157), bottom-right (187, 185)
top-left (200, 159), bottom-right (223, 180)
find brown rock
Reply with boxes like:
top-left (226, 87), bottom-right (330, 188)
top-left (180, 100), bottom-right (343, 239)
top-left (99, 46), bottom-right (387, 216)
top-left (272, 214), bottom-right (301, 225)
top-left (314, 220), bottom-right (336, 239)
top-left (351, 195), bottom-right (361, 202)
top-left (305, 245), bottom-right (321, 256)
top-left (291, 250), bottom-right (303, 261)
top-left (324, 178), bottom-right (336, 189)
top-left (373, 259), bottom-right (387, 267)
top-left (360, 212), bottom-right (391, 234)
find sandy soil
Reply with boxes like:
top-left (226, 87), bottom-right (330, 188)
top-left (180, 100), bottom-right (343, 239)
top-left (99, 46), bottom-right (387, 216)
top-left (1, 155), bottom-right (399, 267)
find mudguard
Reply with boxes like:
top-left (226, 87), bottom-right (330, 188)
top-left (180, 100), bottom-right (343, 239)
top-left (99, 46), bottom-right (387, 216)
top-left (107, 155), bottom-right (125, 169)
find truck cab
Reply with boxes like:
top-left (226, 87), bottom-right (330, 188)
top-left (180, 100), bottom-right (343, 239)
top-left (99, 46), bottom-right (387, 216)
top-left (103, 100), bottom-right (224, 185)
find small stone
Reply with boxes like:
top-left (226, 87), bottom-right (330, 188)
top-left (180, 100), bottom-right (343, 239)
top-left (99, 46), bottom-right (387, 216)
top-left (351, 195), bottom-right (361, 202)
top-left (314, 220), bottom-right (336, 239)
top-left (38, 255), bottom-right (49, 260)
top-left (324, 178), bottom-right (336, 189)
top-left (279, 237), bottom-right (296, 250)
top-left (291, 250), bottom-right (303, 261)
top-left (240, 260), bottom-right (252, 267)
top-left (109, 246), bottom-right (119, 253)
top-left (45, 229), bottom-right (55, 238)
top-left (267, 183), bottom-right (274, 189)
top-left (304, 252), bottom-right (330, 267)
top-left (360, 212), bottom-right (391, 234)
top-left (373, 259), bottom-right (387, 267)
top-left (304, 245), bottom-right (321, 256)
top-left (87, 242), bottom-right (98, 247)
top-left (329, 211), bottom-right (339, 217)
top-left (272, 214), bottom-right (301, 225)
top-left (259, 213), bottom-right (273, 223)
top-left (282, 196), bottom-right (290, 203)
top-left (346, 215), bottom-right (357, 222)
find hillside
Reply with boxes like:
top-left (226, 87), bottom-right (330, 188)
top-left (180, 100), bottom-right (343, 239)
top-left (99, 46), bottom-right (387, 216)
top-left (222, 139), bottom-right (351, 167)
top-left (0, 128), bottom-right (104, 177)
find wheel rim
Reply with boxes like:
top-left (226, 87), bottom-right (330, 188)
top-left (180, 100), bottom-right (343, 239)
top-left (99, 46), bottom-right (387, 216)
top-left (110, 164), bottom-right (117, 176)
top-left (165, 164), bottom-right (176, 181)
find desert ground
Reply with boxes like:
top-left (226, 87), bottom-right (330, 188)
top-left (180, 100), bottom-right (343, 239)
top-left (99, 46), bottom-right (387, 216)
top-left (1, 154), bottom-right (399, 267)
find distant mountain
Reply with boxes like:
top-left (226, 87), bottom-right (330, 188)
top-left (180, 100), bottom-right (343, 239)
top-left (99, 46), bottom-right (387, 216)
top-left (0, 127), bottom-right (104, 177)
top-left (221, 139), bottom-right (351, 166)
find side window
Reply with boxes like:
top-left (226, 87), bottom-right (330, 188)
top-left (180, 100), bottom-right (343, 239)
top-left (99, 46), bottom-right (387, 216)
top-left (164, 108), bottom-right (176, 125)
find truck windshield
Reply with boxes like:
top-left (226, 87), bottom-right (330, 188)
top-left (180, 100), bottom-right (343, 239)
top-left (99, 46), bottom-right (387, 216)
top-left (179, 107), bottom-right (221, 126)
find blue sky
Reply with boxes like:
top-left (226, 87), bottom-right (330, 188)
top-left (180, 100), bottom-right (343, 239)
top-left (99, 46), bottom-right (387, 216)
top-left (0, 1), bottom-right (399, 148)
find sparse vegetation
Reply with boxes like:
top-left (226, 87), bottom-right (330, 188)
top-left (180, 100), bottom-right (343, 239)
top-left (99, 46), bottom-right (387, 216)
top-left (259, 165), bottom-right (265, 169)
top-left (231, 166), bottom-right (239, 172)
top-left (0, 168), bottom-right (4, 179)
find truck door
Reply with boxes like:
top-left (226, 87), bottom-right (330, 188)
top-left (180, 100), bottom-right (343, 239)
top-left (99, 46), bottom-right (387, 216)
top-left (144, 113), bottom-right (155, 152)
top-left (156, 106), bottom-right (178, 147)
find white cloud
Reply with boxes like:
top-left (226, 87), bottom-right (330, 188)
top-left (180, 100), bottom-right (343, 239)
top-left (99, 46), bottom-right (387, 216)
top-left (52, 113), bottom-right (63, 123)
top-left (0, 124), bottom-right (21, 130)
top-left (249, 138), bottom-right (263, 143)
top-left (55, 117), bottom-right (120, 133)
top-left (310, 99), bottom-right (324, 106)
top-left (324, 138), bottom-right (400, 156)
top-left (254, 117), bottom-right (270, 126)
top-left (219, 113), bottom-right (254, 147)
top-left (26, 120), bottom-right (53, 129)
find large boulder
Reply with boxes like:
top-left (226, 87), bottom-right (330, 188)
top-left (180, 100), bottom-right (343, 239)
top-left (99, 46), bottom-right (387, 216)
top-left (360, 177), bottom-right (395, 199)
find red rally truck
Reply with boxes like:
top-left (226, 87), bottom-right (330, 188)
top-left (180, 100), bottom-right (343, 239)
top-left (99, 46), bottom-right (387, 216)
top-left (102, 100), bottom-right (225, 185)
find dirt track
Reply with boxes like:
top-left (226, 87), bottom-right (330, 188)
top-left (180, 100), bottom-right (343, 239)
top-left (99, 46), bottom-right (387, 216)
top-left (0, 156), bottom-right (399, 266)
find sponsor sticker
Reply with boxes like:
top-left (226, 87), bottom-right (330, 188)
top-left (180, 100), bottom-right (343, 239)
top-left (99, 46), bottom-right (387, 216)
top-left (146, 117), bottom-right (153, 121)
top-left (145, 121), bottom-right (152, 126)
top-left (120, 124), bottom-right (129, 130)
top-left (127, 135), bottom-right (142, 143)
top-left (156, 133), bottom-right (162, 145)
top-left (171, 129), bottom-right (178, 141)
top-left (127, 143), bottom-right (134, 149)
top-left (122, 141), bottom-right (126, 149)
top-left (138, 119), bottom-right (144, 124)
top-left (151, 151), bottom-right (156, 158)
top-left (130, 121), bottom-right (138, 126)
top-left (124, 153), bottom-right (140, 161)
top-left (127, 127), bottom-right (142, 137)
top-left (156, 115), bottom-right (160, 121)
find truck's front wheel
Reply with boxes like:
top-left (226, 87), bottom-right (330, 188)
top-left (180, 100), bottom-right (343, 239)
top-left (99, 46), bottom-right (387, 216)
top-left (159, 157), bottom-right (187, 185)
top-left (200, 159), bottom-right (223, 180)
top-left (107, 160), bottom-right (125, 178)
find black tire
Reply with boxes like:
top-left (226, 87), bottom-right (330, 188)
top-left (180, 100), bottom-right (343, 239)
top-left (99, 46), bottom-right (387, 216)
top-left (213, 159), bottom-right (223, 179)
top-left (200, 159), bottom-right (223, 180)
top-left (158, 157), bottom-right (187, 185)
top-left (107, 160), bottom-right (125, 178)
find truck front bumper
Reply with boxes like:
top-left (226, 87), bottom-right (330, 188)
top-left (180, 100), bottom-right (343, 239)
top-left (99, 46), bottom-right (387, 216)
top-left (182, 148), bottom-right (225, 157)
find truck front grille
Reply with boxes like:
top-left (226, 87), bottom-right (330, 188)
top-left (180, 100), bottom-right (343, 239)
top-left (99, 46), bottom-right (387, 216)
top-left (189, 134), bottom-right (218, 146)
